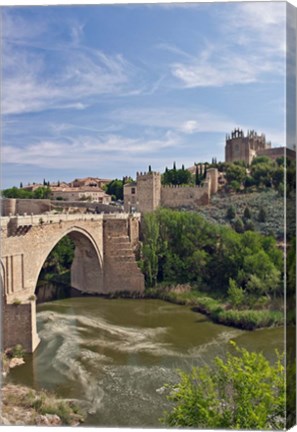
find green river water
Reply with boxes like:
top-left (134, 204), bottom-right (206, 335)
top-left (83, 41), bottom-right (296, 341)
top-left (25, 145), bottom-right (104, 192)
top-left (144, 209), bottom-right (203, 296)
top-left (8, 297), bottom-right (284, 427)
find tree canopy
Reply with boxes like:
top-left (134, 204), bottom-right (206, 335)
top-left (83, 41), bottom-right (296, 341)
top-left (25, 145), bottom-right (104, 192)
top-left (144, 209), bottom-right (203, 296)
top-left (163, 342), bottom-right (285, 430)
top-left (140, 209), bottom-right (283, 301)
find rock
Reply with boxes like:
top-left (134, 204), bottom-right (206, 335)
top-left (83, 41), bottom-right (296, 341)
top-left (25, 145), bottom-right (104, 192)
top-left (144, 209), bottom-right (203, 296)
top-left (0, 415), bottom-right (11, 425)
top-left (156, 386), bottom-right (166, 394)
top-left (9, 358), bottom-right (25, 369)
top-left (35, 414), bottom-right (62, 426)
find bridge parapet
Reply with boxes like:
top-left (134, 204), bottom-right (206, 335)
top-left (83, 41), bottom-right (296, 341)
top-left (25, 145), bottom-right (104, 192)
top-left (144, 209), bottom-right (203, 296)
top-left (1, 212), bottom-right (141, 231)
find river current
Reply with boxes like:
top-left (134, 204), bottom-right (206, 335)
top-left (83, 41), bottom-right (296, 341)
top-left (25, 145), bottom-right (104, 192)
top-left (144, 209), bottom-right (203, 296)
top-left (8, 297), bottom-right (284, 427)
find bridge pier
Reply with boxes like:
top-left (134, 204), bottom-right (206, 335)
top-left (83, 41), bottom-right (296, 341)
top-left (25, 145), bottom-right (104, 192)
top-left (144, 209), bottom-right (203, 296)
top-left (2, 300), bottom-right (40, 353)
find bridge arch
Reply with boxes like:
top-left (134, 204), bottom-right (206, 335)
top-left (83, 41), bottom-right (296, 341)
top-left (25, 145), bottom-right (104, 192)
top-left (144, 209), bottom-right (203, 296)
top-left (33, 226), bottom-right (104, 296)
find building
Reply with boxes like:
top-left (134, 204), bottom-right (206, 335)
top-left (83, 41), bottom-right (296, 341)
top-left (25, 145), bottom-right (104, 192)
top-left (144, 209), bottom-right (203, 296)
top-left (225, 129), bottom-right (270, 164)
top-left (51, 186), bottom-right (111, 203)
top-left (70, 177), bottom-right (111, 189)
top-left (124, 169), bottom-right (218, 213)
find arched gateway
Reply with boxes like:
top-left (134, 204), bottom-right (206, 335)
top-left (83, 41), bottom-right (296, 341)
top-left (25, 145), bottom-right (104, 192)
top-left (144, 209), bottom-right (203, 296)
top-left (1, 212), bottom-right (144, 352)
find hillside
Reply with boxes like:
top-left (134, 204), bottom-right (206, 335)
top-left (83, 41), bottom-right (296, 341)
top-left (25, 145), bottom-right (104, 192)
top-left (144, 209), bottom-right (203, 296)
top-left (196, 189), bottom-right (294, 240)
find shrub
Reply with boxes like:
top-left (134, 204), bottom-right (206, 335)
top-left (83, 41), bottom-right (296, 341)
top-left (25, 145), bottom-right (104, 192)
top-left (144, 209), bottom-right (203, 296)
top-left (233, 217), bottom-right (244, 233)
top-left (244, 219), bottom-right (255, 231)
top-left (226, 205), bottom-right (236, 220)
top-left (243, 205), bottom-right (252, 219)
top-left (11, 344), bottom-right (25, 358)
top-left (12, 298), bottom-right (22, 305)
top-left (258, 207), bottom-right (267, 222)
top-left (162, 342), bottom-right (285, 430)
top-left (227, 279), bottom-right (245, 309)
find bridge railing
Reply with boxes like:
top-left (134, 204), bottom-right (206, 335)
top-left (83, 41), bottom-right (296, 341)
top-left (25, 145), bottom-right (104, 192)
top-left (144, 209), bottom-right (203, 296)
top-left (1, 212), bottom-right (141, 228)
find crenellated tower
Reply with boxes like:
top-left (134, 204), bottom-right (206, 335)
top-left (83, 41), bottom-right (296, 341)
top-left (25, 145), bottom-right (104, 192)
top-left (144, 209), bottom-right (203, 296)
top-left (136, 171), bottom-right (161, 213)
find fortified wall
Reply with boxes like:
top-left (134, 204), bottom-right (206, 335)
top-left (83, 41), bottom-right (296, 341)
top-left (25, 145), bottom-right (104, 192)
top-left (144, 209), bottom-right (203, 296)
top-left (124, 168), bottom-right (218, 213)
top-left (1, 199), bottom-right (122, 217)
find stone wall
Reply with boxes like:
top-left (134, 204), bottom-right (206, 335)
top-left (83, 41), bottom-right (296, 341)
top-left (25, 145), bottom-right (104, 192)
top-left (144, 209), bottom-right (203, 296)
top-left (257, 147), bottom-right (296, 161)
top-left (1, 198), bottom-right (123, 216)
top-left (2, 302), bottom-right (40, 352)
top-left (1, 199), bottom-right (52, 216)
top-left (52, 200), bottom-right (123, 213)
top-left (103, 218), bottom-right (144, 293)
top-left (161, 183), bottom-right (210, 209)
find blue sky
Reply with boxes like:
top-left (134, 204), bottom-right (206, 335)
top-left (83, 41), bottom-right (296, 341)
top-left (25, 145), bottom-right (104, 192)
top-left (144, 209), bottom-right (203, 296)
top-left (2, 2), bottom-right (287, 188)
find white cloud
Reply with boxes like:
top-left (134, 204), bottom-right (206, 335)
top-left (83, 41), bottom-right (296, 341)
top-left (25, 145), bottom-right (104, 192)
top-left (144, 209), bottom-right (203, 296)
top-left (110, 106), bottom-right (236, 134)
top-left (167, 2), bottom-right (286, 88)
top-left (2, 131), bottom-right (180, 169)
top-left (2, 12), bottom-right (141, 115)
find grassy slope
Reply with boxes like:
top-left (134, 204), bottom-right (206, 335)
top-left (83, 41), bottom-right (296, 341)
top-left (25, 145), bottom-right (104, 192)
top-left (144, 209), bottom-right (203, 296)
top-left (196, 189), bottom-right (287, 239)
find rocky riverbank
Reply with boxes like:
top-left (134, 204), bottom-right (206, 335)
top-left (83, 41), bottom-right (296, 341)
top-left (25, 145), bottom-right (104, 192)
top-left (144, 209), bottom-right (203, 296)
top-left (0, 384), bottom-right (83, 426)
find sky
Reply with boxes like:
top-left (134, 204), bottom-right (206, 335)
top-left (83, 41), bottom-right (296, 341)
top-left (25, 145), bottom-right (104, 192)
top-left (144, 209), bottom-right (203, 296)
top-left (1, 2), bottom-right (289, 188)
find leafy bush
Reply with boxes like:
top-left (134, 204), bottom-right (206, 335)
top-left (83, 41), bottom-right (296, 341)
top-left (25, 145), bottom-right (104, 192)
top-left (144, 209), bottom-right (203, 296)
top-left (227, 279), bottom-right (245, 309)
top-left (162, 342), bottom-right (285, 430)
top-left (226, 205), bottom-right (236, 220)
top-left (258, 207), bottom-right (267, 222)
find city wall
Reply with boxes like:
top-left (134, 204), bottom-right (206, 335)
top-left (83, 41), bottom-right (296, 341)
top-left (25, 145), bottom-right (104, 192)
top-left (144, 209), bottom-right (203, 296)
top-left (161, 183), bottom-right (210, 209)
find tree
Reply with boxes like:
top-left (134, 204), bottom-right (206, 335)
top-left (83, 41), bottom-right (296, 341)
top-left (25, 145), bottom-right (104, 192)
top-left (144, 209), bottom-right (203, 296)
top-left (140, 213), bottom-right (160, 286)
top-left (163, 342), bottom-right (285, 430)
top-left (33, 187), bottom-right (51, 199)
top-left (243, 206), bottom-right (252, 220)
top-left (233, 217), bottom-right (244, 233)
top-left (226, 205), bottom-right (236, 220)
top-left (227, 279), bottom-right (245, 308)
top-left (105, 179), bottom-right (124, 201)
top-left (225, 164), bottom-right (246, 185)
top-left (258, 207), bottom-right (267, 222)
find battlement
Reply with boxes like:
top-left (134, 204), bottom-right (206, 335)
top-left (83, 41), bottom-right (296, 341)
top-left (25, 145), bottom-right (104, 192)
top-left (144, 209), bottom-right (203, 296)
top-left (136, 171), bottom-right (161, 179)
top-left (162, 183), bottom-right (207, 189)
top-left (226, 128), bottom-right (266, 141)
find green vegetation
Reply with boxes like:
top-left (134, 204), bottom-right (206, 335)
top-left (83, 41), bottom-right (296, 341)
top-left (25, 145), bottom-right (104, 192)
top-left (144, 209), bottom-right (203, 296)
top-left (105, 177), bottom-right (133, 201)
top-left (39, 236), bottom-right (75, 283)
top-left (1, 384), bottom-right (83, 426)
top-left (210, 155), bottom-right (295, 196)
top-left (162, 163), bottom-right (194, 186)
top-left (197, 189), bottom-right (293, 240)
top-left (162, 342), bottom-right (285, 430)
top-left (2, 186), bottom-right (51, 199)
top-left (140, 208), bottom-right (284, 329)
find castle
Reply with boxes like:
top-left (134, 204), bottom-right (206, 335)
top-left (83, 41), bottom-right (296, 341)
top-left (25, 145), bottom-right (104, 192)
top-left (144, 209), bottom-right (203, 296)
top-left (225, 129), bottom-right (270, 164)
top-left (124, 168), bottom-right (218, 213)
top-left (225, 128), bottom-right (295, 164)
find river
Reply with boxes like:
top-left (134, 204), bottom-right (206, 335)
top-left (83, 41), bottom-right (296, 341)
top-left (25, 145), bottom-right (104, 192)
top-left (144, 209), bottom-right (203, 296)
top-left (8, 297), bottom-right (284, 428)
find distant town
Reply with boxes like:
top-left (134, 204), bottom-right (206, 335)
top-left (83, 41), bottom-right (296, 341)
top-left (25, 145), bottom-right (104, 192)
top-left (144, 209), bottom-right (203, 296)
top-left (2, 129), bottom-right (295, 215)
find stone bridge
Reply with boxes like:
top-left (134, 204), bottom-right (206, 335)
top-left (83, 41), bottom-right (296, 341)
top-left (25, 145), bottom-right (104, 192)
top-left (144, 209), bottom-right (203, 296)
top-left (1, 212), bottom-right (144, 352)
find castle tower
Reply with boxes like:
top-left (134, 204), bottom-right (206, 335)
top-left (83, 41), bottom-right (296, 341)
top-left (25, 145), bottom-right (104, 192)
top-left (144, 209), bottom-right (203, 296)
top-left (225, 129), bottom-right (268, 164)
top-left (206, 168), bottom-right (218, 194)
top-left (136, 171), bottom-right (161, 213)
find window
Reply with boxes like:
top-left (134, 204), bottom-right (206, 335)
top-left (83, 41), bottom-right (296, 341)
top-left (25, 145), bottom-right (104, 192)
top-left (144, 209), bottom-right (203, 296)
top-left (131, 188), bottom-right (136, 194)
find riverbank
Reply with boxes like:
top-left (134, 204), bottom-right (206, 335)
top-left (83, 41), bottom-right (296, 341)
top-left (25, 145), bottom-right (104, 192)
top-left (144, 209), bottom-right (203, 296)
top-left (0, 384), bottom-right (83, 426)
top-left (1, 345), bottom-right (84, 427)
top-left (144, 284), bottom-right (284, 330)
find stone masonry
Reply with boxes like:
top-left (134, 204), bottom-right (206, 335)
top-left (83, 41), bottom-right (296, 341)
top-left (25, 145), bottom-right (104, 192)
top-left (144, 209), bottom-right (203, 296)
top-left (1, 211), bottom-right (144, 353)
top-left (124, 168), bottom-right (219, 213)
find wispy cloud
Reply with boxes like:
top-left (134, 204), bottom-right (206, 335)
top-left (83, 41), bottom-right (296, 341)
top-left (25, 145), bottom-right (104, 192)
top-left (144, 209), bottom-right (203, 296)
top-left (109, 106), bottom-right (236, 134)
top-left (2, 12), bottom-right (140, 115)
top-left (3, 131), bottom-right (180, 169)
top-left (167, 2), bottom-right (285, 88)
